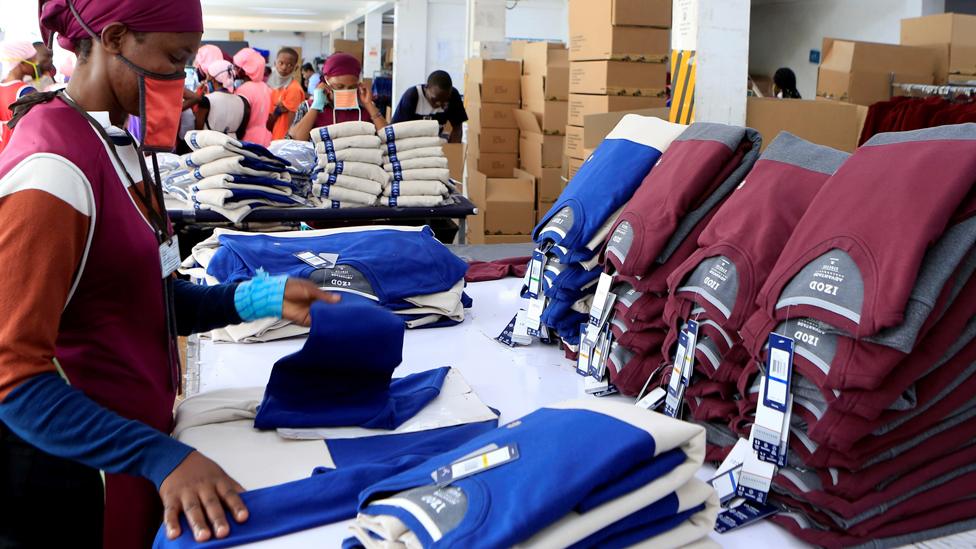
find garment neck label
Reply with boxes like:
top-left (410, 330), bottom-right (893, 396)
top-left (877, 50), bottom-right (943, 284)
top-left (434, 443), bottom-right (519, 486)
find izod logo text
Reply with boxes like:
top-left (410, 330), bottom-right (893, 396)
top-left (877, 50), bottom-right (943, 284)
top-left (703, 277), bottom-right (721, 291)
top-left (794, 331), bottom-right (820, 347)
top-left (809, 281), bottom-right (839, 296)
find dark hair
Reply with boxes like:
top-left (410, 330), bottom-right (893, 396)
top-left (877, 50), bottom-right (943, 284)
top-left (773, 67), bottom-right (801, 99)
top-left (427, 70), bottom-right (452, 91)
top-left (33, 41), bottom-right (44, 48)
top-left (277, 47), bottom-right (299, 61)
top-left (302, 62), bottom-right (313, 72)
top-left (75, 31), bottom-right (145, 63)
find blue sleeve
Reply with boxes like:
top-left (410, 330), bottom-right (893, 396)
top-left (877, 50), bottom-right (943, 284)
top-left (0, 373), bottom-right (194, 488)
top-left (391, 87), bottom-right (420, 124)
top-left (447, 88), bottom-right (468, 126)
top-left (173, 278), bottom-right (243, 336)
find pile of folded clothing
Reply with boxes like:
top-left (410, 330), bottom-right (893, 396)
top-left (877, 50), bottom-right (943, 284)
top-left (345, 400), bottom-right (717, 549)
top-left (155, 297), bottom-right (500, 549)
top-left (309, 121), bottom-right (388, 208)
top-left (527, 115), bottom-right (688, 353)
top-left (269, 139), bottom-right (318, 197)
top-left (179, 225), bottom-right (472, 342)
top-left (162, 130), bottom-right (302, 222)
top-left (597, 122), bottom-right (762, 396)
top-left (727, 124), bottom-right (976, 547)
top-left (659, 133), bottom-right (848, 437)
top-left (379, 120), bottom-right (453, 207)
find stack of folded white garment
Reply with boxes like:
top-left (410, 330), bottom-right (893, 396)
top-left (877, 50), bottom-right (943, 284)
top-left (309, 121), bottom-right (388, 208)
top-left (379, 120), bottom-right (453, 207)
top-left (166, 130), bottom-right (302, 222)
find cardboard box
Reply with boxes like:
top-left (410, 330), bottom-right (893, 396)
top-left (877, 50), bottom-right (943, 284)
top-left (519, 94), bottom-right (569, 134)
top-left (467, 59), bottom-right (522, 82)
top-left (536, 200), bottom-right (557, 224)
top-left (522, 42), bottom-right (569, 76)
top-left (568, 94), bottom-right (668, 126)
top-left (569, 0), bottom-right (671, 30)
top-left (508, 40), bottom-right (533, 63)
top-left (334, 39), bottom-right (364, 64)
top-left (570, 0), bottom-right (670, 61)
top-left (470, 128), bottom-right (519, 154)
top-left (570, 61), bottom-right (668, 95)
top-left (465, 78), bottom-right (521, 104)
top-left (522, 74), bottom-right (569, 112)
top-left (535, 170), bottom-right (565, 203)
top-left (467, 103), bottom-right (518, 129)
top-left (568, 156), bottom-right (585, 179)
top-left (816, 38), bottom-right (937, 106)
top-left (901, 14), bottom-right (976, 79)
top-left (442, 143), bottom-right (464, 182)
top-left (485, 234), bottom-right (534, 244)
top-left (581, 107), bottom-right (670, 149)
top-left (565, 125), bottom-right (585, 160)
top-left (746, 97), bottom-right (868, 153)
top-left (516, 109), bottom-right (564, 170)
top-left (471, 169), bottom-right (535, 235)
top-left (468, 152), bottom-right (519, 178)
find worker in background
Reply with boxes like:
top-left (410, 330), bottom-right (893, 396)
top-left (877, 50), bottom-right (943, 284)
top-left (195, 59), bottom-right (250, 139)
top-left (301, 62), bottom-right (315, 93)
top-left (233, 47), bottom-right (273, 146)
top-left (0, 41), bottom-right (40, 152)
top-left (289, 52), bottom-right (387, 141)
top-left (391, 70), bottom-right (467, 143)
top-left (0, 0), bottom-right (338, 546)
top-left (31, 42), bottom-right (56, 91)
top-left (306, 61), bottom-right (321, 95)
top-left (266, 47), bottom-right (304, 140)
top-left (773, 67), bottom-right (802, 99)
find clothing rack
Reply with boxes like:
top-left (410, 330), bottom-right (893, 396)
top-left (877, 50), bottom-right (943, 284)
top-left (891, 81), bottom-right (976, 99)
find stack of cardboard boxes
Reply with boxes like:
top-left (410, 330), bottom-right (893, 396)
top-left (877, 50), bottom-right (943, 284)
top-left (900, 13), bottom-right (976, 84)
top-left (515, 42), bottom-right (569, 224)
top-left (464, 58), bottom-right (536, 244)
top-left (566, 0), bottom-right (671, 179)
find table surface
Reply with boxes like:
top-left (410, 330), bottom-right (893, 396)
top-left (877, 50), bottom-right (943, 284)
top-left (195, 278), bottom-right (812, 548)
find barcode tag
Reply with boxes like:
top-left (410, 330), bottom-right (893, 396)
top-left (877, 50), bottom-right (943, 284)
top-left (526, 297), bottom-right (546, 331)
top-left (753, 333), bottom-right (794, 460)
top-left (636, 386), bottom-right (667, 410)
top-left (526, 250), bottom-right (546, 299)
top-left (738, 429), bottom-right (776, 503)
top-left (294, 251), bottom-right (330, 268)
top-left (588, 273), bottom-right (614, 326)
top-left (433, 444), bottom-right (519, 486)
top-left (664, 330), bottom-right (690, 418)
top-left (681, 319), bottom-right (699, 386)
top-left (756, 394), bottom-right (793, 467)
top-left (577, 324), bottom-right (593, 376)
top-left (714, 499), bottom-right (780, 533)
top-left (763, 334), bottom-right (794, 412)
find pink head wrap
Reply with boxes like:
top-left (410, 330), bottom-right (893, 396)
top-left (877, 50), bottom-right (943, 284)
top-left (207, 59), bottom-right (235, 91)
top-left (233, 47), bottom-right (266, 83)
top-left (0, 41), bottom-right (38, 76)
top-left (39, 0), bottom-right (204, 52)
top-left (322, 53), bottom-right (361, 79)
top-left (193, 44), bottom-right (222, 72)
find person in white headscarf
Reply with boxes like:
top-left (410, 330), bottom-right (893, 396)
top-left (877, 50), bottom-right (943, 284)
top-left (194, 59), bottom-right (251, 139)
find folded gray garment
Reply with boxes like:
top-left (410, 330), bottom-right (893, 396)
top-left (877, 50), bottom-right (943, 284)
top-left (316, 147), bottom-right (383, 167)
top-left (392, 167), bottom-right (451, 184)
top-left (322, 161), bottom-right (390, 184)
top-left (381, 194), bottom-right (448, 207)
top-left (312, 172), bottom-right (383, 196)
top-left (379, 120), bottom-right (441, 143)
top-left (312, 183), bottom-right (378, 206)
top-left (309, 196), bottom-right (375, 209)
top-left (382, 136), bottom-right (445, 155)
top-left (383, 180), bottom-right (449, 197)
top-left (309, 121), bottom-right (376, 144)
top-left (380, 146), bottom-right (444, 161)
top-left (383, 156), bottom-right (448, 171)
top-left (314, 135), bottom-right (381, 153)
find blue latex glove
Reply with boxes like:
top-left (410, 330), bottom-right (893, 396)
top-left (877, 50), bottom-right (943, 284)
top-left (234, 271), bottom-right (288, 321)
top-left (311, 87), bottom-right (328, 111)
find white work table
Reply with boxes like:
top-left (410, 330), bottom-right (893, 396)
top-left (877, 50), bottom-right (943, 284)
top-left (193, 278), bottom-right (810, 548)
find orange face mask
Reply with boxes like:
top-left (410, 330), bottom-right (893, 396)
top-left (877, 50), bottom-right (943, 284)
top-left (332, 88), bottom-right (360, 111)
top-left (118, 54), bottom-right (186, 152)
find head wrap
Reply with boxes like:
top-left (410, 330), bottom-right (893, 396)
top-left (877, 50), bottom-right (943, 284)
top-left (322, 53), bottom-right (361, 79)
top-left (0, 41), bottom-right (38, 76)
top-left (207, 59), bottom-right (235, 91)
top-left (193, 44), bottom-right (222, 72)
top-left (233, 47), bottom-right (266, 83)
top-left (38, 0), bottom-right (204, 52)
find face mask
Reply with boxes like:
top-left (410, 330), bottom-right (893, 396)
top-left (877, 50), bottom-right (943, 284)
top-left (332, 88), bottom-right (359, 111)
top-left (117, 54), bottom-right (186, 152)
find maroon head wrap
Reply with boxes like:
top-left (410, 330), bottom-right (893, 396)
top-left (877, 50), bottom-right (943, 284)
top-left (39, 0), bottom-right (204, 52)
top-left (322, 53), bottom-right (361, 79)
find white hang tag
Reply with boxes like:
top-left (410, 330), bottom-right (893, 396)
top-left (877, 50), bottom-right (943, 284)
top-left (664, 330), bottom-right (690, 418)
top-left (512, 310), bottom-right (534, 345)
top-left (585, 292), bottom-right (617, 346)
top-left (160, 236), bottom-right (181, 278)
top-left (577, 324), bottom-right (593, 376)
top-left (753, 333), bottom-right (795, 461)
top-left (433, 443), bottom-right (519, 486)
top-left (591, 327), bottom-right (614, 379)
top-left (738, 428), bottom-right (777, 504)
top-left (708, 438), bottom-right (753, 506)
top-left (588, 273), bottom-right (614, 324)
top-left (636, 386), bottom-right (667, 410)
top-left (526, 296), bottom-right (546, 331)
top-left (757, 393), bottom-right (793, 467)
top-left (526, 250), bottom-right (546, 299)
top-left (295, 250), bottom-right (330, 269)
top-left (681, 319), bottom-right (699, 385)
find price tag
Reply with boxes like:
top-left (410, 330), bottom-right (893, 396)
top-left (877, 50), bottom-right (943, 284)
top-left (591, 327), bottom-right (614, 379)
top-left (636, 386), bottom-right (667, 410)
top-left (159, 236), bottom-right (181, 278)
top-left (496, 314), bottom-right (519, 347)
top-left (577, 324), bottom-right (593, 376)
top-left (433, 444), bottom-right (519, 486)
top-left (708, 438), bottom-right (753, 505)
top-left (526, 297), bottom-right (546, 331)
top-left (664, 330), bottom-right (690, 418)
top-left (714, 499), bottom-right (780, 533)
top-left (526, 250), bottom-right (546, 299)
top-left (763, 334), bottom-right (794, 412)
top-left (738, 430), bottom-right (776, 504)
top-left (753, 333), bottom-right (795, 461)
top-left (681, 319), bottom-right (699, 386)
top-left (294, 250), bottom-right (330, 269)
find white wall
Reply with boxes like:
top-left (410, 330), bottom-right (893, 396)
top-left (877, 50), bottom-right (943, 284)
top-left (203, 29), bottom-right (329, 64)
top-left (428, 0), bottom-right (468, 89)
top-left (750, 0), bottom-right (944, 99)
top-left (506, 0), bottom-right (568, 42)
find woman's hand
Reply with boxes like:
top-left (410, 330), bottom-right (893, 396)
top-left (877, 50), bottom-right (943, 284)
top-left (358, 81), bottom-right (374, 106)
top-left (282, 278), bottom-right (340, 326)
top-left (160, 451), bottom-right (249, 542)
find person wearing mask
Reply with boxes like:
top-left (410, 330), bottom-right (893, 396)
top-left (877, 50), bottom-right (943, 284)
top-left (391, 69), bottom-right (467, 143)
top-left (0, 0), bottom-right (338, 547)
top-left (195, 59), bottom-right (250, 139)
top-left (773, 67), bottom-right (801, 99)
top-left (0, 41), bottom-right (39, 152)
top-left (289, 53), bottom-right (386, 141)
top-left (267, 47), bottom-right (303, 140)
top-left (233, 47), bottom-right (273, 146)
